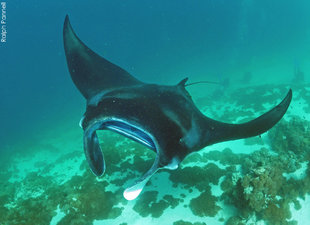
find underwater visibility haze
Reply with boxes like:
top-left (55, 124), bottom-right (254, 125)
top-left (1, 0), bottom-right (310, 224)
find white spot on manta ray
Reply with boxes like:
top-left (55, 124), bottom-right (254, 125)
top-left (164, 157), bottom-right (179, 170)
top-left (162, 107), bottom-right (187, 134)
top-left (181, 118), bottom-right (200, 149)
top-left (123, 188), bottom-right (143, 201)
top-left (123, 176), bottom-right (151, 200)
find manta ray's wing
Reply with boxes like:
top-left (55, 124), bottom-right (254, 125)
top-left (206, 89), bottom-right (292, 145)
top-left (63, 15), bottom-right (143, 100)
top-left (63, 15), bottom-right (144, 179)
top-left (63, 15), bottom-right (143, 178)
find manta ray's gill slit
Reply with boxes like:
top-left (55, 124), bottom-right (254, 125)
top-left (102, 120), bottom-right (156, 150)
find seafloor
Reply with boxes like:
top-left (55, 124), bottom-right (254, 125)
top-left (1, 83), bottom-right (309, 225)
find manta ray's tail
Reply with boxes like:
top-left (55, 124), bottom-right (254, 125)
top-left (205, 89), bottom-right (292, 145)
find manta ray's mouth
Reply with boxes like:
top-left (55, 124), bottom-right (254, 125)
top-left (84, 118), bottom-right (160, 200)
top-left (102, 120), bottom-right (156, 151)
top-left (100, 119), bottom-right (159, 200)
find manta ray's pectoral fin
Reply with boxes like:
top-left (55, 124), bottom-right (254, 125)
top-left (83, 124), bottom-right (105, 176)
top-left (63, 15), bottom-right (143, 100)
top-left (123, 154), bottom-right (161, 200)
top-left (207, 89), bottom-right (292, 145)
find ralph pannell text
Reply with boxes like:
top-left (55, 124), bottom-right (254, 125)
top-left (1, 2), bottom-right (6, 43)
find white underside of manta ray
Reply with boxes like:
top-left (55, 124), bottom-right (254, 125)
top-left (63, 15), bottom-right (292, 200)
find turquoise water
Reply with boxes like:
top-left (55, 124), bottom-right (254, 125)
top-left (1, 1), bottom-right (310, 224)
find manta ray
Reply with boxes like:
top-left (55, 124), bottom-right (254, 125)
top-left (63, 15), bottom-right (292, 200)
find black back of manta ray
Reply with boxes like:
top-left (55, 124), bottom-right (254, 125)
top-left (63, 15), bottom-right (143, 100)
top-left (63, 15), bottom-right (292, 200)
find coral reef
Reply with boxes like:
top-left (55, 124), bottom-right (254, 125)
top-left (169, 163), bottom-right (226, 192)
top-left (225, 216), bottom-right (244, 225)
top-left (189, 186), bottom-right (221, 217)
top-left (132, 191), bottom-right (181, 218)
top-left (221, 137), bottom-right (310, 225)
top-left (203, 148), bottom-right (243, 166)
top-left (1, 85), bottom-right (310, 225)
top-left (182, 152), bottom-right (209, 164)
top-left (219, 115), bottom-right (310, 224)
top-left (0, 169), bottom-right (125, 225)
top-left (163, 194), bottom-right (181, 208)
top-left (173, 220), bottom-right (206, 225)
top-left (268, 117), bottom-right (310, 157)
top-left (56, 173), bottom-right (124, 224)
top-left (0, 132), bottom-right (162, 224)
